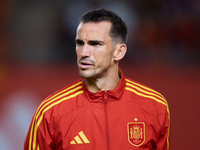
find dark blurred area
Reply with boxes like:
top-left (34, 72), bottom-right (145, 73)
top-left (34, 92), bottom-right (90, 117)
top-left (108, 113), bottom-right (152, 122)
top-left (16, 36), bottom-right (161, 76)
top-left (0, 0), bottom-right (199, 150)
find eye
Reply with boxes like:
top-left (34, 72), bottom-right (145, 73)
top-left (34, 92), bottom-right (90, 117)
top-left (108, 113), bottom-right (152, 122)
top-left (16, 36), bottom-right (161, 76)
top-left (76, 40), bottom-right (84, 46)
top-left (89, 41), bottom-right (102, 46)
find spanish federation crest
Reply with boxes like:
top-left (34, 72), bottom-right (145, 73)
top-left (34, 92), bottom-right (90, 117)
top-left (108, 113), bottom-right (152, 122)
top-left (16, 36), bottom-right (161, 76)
top-left (127, 122), bottom-right (145, 147)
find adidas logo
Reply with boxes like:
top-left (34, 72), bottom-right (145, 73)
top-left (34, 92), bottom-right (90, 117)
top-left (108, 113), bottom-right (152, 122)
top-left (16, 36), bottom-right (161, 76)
top-left (70, 131), bottom-right (90, 145)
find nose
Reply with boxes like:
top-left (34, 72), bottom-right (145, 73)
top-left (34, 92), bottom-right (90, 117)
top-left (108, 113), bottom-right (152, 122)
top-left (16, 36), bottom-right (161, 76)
top-left (80, 44), bottom-right (91, 57)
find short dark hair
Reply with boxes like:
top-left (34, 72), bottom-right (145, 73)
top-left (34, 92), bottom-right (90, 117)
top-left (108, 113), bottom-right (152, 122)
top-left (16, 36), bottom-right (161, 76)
top-left (79, 8), bottom-right (128, 44)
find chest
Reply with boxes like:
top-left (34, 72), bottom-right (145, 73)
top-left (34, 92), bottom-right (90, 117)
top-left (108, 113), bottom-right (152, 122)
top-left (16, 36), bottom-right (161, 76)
top-left (52, 98), bottom-right (161, 150)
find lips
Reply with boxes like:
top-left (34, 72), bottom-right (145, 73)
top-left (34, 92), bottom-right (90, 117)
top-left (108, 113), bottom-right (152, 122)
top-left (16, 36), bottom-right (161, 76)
top-left (79, 60), bottom-right (93, 69)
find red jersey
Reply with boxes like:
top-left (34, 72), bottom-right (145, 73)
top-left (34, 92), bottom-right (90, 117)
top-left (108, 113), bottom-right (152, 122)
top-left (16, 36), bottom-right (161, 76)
top-left (24, 71), bottom-right (170, 150)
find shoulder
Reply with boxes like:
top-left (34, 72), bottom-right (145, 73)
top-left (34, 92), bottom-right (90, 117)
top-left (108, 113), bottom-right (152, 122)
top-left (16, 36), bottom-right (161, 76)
top-left (43, 78), bottom-right (84, 103)
top-left (48, 78), bottom-right (83, 98)
top-left (124, 77), bottom-right (168, 107)
top-left (35, 79), bottom-right (85, 120)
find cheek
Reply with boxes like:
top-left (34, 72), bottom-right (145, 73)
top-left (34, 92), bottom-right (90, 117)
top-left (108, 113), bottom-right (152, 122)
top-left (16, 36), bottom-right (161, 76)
top-left (95, 51), bottom-right (113, 65)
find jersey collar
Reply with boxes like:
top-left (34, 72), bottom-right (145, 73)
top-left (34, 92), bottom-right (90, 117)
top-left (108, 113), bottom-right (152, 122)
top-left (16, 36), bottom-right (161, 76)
top-left (82, 68), bottom-right (125, 102)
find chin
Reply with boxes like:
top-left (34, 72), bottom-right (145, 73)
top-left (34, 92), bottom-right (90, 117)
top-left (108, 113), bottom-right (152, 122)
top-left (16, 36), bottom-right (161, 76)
top-left (79, 70), bottom-right (92, 79)
top-left (79, 70), bottom-right (98, 79)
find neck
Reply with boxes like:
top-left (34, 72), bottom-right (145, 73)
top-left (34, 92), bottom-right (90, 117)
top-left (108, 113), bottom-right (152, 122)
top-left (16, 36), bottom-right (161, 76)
top-left (84, 68), bottom-right (120, 93)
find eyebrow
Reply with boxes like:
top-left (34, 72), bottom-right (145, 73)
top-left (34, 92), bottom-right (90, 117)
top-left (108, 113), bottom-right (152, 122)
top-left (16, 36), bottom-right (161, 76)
top-left (75, 39), bottom-right (83, 43)
top-left (75, 39), bottom-right (104, 45)
top-left (88, 40), bottom-right (103, 45)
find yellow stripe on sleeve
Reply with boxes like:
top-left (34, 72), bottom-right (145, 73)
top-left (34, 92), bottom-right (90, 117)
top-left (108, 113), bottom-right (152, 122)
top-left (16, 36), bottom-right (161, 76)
top-left (125, 87), bottom-right (167, 106)
top-left (29, 81), bottom-right (83, 150)
top-left (35, 81), bottom-right (82, 118)
top-left (36, 85), bottom-right (83, 119)
top-left (126, 82), bottom-right (166, 104)
top-left (125, 79), bottom-right (166, 102)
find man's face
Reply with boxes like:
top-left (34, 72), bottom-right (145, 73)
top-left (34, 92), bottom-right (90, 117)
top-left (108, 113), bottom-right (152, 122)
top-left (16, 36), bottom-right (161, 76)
top-left (75, 21), bottom-right (116, 79)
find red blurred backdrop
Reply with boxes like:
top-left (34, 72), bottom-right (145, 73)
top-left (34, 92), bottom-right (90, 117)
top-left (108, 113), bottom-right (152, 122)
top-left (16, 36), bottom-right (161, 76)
top-left (0, 0), bottom-right (200, 150)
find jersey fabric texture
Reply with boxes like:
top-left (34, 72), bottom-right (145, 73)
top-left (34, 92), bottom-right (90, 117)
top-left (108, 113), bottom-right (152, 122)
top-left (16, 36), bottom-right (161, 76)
top-left (24, 71), bottom-right (170, 150)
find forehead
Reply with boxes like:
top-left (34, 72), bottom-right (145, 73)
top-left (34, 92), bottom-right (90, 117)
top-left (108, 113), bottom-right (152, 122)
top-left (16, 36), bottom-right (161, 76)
top-left (76, 21), bottom-right (112, 40)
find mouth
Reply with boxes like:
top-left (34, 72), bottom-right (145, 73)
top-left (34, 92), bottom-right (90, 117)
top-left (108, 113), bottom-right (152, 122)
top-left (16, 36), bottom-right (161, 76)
top-left (79, 60), bottom-right (93, 69)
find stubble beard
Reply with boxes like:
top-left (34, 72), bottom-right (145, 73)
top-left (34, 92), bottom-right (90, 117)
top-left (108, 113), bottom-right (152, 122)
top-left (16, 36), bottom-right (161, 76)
top-left (79, 69), bottom-right (94, 79)
top-left (78, 66), bottom-right (110, 80)
top-left (78, 68), bottom-right (101, 79)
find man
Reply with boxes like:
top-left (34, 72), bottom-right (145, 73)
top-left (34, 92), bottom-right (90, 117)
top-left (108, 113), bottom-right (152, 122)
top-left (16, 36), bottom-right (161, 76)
top-left (24, 8), bottom-right (170, 150)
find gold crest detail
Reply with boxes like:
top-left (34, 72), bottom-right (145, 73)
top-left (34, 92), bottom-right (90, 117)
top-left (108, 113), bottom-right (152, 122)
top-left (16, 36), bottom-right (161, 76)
top-left (127, 122), bottom-right (145, 147)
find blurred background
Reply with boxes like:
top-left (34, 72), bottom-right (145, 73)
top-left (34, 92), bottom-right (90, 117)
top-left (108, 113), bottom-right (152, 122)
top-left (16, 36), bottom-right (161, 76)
top-left (0, 0), bottom-right (199, 149)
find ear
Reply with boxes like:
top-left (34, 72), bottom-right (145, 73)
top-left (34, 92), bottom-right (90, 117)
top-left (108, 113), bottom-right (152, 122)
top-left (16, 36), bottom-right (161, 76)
top-left (113, 44), bottom-right (127, 61)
